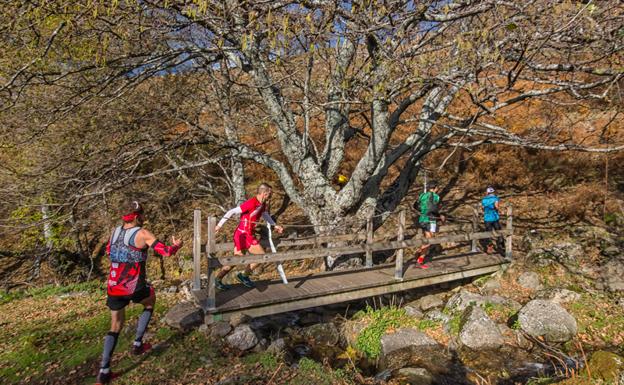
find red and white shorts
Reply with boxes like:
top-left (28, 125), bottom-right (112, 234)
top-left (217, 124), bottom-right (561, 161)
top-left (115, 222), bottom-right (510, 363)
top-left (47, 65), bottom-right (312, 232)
top-left (233, 229), bottom-right (259, 252)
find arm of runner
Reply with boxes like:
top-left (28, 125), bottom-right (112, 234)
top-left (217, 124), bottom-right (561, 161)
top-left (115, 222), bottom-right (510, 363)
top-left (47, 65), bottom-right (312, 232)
top-left (106, 241), bottom-right (111, 255)
top-left (262, 211), bottom-right (283, 233)
top-left (215, 206), bottom-right (243, 233)
top-left (141, 229), bottom-right (183, 257)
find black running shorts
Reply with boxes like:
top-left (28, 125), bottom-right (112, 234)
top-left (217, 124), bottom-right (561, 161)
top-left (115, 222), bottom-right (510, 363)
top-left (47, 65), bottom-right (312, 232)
top-left (106, 285), bottom-right (153, 311)
top-left (485, 220), bottom-right (502, 231)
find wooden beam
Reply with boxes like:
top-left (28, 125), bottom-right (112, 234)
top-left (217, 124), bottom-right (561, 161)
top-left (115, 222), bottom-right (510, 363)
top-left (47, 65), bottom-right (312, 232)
top-left (506, 205), bottom-right (513, 260)
top-left (206, 216), bottom-right (217, 310)
top-left (192, 209), bottom-right (201, 291)
top-left (471, 205), bottom-right (479, 252)
top-left (366, 215), bottom-right (373, 267)
top-left (395, 210), bottom-right (405, 280)
top-left (204, 223), bottom-right (473, 253)
top-left (209, 229), bottom-right (512, 267)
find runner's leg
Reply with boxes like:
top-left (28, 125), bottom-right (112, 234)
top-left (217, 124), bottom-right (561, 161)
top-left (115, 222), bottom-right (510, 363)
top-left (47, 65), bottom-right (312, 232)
top-left (417, 231), bottom-right (434, 264)
top-left (99, 309), bottom-right (124, 377)
top-left (216, 265), bottom-right (233, 280)
top-left (134, 288), bottom-right (155, 350)
top-left (246, 243), bottom-right (265, 275)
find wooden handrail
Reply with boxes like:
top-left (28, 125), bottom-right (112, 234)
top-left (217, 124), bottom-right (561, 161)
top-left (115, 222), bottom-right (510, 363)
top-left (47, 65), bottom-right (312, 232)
top-left (208, 229), bottom-right (512, 267)
top-left (192, 209), bottom-right (202, 291)
top-left (192, 206), bottom-right (514, 295)
top-left (202, 222), bottom-right (474, 254)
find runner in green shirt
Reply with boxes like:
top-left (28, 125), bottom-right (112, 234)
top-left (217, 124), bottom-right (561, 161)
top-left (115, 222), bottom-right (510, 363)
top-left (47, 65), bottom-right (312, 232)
top-left (415, 180), bottom-right (445, 268)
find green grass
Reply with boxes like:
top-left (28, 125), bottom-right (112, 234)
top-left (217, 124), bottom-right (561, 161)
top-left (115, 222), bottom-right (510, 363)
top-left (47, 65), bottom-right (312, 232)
top-left (109, 331), bottom-right (222, 385)
top-left (569, 293), bottom-right (624, 345)
top-left (0, 301), bottom-right (151, 383)
top-left (0, 280), bottom-right (102, 305)
top-left (242, 352), bottom-right (279, 370)
top-left (447, 312), bottom-right (462, 335)
top-left (416, 318), bottom-right (440, 331)
top-left (0, 280), bottom-right (180, 385)
top-left (292, 357), bottom-right (352, 385)
top-left (354, 306), bottom-right (419, 359)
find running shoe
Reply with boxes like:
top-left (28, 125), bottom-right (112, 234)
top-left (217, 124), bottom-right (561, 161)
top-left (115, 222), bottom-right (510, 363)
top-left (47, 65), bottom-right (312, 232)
top-left (131, 342), bottom-right (152, 356)
top-left (236, 272), bottom-right (256, 288)
top-left (215, 279), bottom-right (231, 291)
top-left (95, 370), bottom-right (118, 384)
top-left (416, 256), bottom-right (430, 269)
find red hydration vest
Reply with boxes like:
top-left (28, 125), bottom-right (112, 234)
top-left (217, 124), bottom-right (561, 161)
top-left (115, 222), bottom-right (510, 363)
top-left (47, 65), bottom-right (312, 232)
top-left (107, 226), bottom-right (148, 296)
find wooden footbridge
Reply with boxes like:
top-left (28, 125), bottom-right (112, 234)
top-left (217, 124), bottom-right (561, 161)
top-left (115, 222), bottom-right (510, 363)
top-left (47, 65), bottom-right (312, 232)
top-left (191, 207), bottom-right (513, 322)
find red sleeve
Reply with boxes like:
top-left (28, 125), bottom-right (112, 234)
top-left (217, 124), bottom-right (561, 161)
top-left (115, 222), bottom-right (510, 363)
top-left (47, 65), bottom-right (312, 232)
top-left (106, 241), bottom-right (111, 255)
top-left (152, 240), bottom-right (180, 257)
top-left (239, 197), bottom-right (256, 214)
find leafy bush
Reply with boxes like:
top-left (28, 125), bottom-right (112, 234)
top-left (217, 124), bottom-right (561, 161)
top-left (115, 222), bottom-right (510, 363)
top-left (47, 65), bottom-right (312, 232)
top-left (355, 306), bottom-right (418, 358)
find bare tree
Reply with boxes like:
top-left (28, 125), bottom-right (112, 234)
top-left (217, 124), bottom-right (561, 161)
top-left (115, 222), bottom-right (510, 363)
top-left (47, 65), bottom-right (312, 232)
top-left (1, 1), bottom-right (623, 249)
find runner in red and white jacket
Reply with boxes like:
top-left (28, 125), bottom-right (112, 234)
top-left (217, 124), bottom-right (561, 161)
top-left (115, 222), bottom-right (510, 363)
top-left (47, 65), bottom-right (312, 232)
top-left (214, 183), bottom-right (283, 289)
top-left (95, 201), bottom-right (182, 385)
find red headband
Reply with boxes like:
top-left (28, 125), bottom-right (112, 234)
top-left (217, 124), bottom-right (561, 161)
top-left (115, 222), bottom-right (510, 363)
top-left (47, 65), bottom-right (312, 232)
top-left (122, 212), bottom-right (141, 222)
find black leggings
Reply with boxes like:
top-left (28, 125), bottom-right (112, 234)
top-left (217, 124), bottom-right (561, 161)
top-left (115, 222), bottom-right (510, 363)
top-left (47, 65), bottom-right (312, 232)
top-left (484, 221), bottom-right (504, 251)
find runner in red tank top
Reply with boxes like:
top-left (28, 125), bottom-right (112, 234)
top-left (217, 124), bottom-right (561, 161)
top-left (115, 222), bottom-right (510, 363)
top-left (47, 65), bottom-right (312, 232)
top-left (215, 183), bottom-right (283, 289)
top-left (95, 201), bottom-right (183, 385)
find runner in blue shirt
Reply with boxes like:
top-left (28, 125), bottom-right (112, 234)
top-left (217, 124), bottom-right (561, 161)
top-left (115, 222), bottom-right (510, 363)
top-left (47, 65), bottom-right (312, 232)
top-left (481, 187), bottom-right (504, 254)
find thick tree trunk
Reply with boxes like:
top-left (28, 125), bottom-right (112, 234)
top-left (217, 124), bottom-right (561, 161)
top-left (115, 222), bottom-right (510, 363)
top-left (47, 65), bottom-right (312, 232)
top-left (41, 205), bottom-right (53, 249)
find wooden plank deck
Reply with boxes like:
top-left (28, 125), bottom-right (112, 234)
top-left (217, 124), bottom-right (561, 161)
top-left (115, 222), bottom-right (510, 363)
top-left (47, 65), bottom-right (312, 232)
top-left (196, 252), bottom-right (508, 322)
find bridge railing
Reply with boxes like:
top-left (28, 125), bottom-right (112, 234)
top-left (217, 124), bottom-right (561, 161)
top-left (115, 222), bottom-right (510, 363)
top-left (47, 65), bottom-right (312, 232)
top-left (192, 205), bottom-right (513, 311)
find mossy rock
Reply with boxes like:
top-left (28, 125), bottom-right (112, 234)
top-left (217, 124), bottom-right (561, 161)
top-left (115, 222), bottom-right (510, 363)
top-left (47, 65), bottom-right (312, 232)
top-left (588, 350), bottom-right (624, 382)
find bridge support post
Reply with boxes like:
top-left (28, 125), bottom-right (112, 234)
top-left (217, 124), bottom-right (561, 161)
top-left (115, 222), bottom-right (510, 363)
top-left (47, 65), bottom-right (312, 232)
top-left (471, 205), bottom-right (479, 252)
top-left (505, 205), bottom-right (513, 260)
top-left (395, 210), bottom-right (405, 280)
top-left (192, 209), bottom-right (202, 291)
top-left (365, 215), bottom-right (373, 267)
top-left (206, 216), bottom-right (217, 310)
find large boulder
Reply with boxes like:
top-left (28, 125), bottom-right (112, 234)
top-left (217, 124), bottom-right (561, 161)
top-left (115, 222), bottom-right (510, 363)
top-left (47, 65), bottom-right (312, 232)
top-left (445, 290), bottom-right (520, 313)
top-left (380, 328), bottom-right (450, 374)
top-left (527, 243), bottom-right (583, 268)
top-left (302, 322), bottom-right (340, 346)
top-left (534, 288), bottom-right (581, 304)
top-left (267, 338), bottom-right (287, 355)
top-left (211, 321), bottom-right (232, 338)
top-left (458, 306), bottom-right (504, 350)
top-left (417, 294), bottom-right (444, 311)
top-left (226, 324), bottom-right (259, 351)
top-left (424, 309), bottom-right (450, 323)
top-left (517, 271), bottom-right (543, 291)
top-left (395, 367), bottom-right (434, 385)
top-left (518, 300), bottom-right (577, 343)
top-left (403, 305), bottom-right (424, 319)
top-left (601, 259), bottom-right (624, 292)
top-left (481, 279), bottom-right (502, 295)
top-left (342, 320), bottom-right (367, 347)
top-left (164, 301), bottom-right (204, 330)
top-left (573, 226), bottom-right (618, 249)
top-left (229, 313), bottom-right (251, 328)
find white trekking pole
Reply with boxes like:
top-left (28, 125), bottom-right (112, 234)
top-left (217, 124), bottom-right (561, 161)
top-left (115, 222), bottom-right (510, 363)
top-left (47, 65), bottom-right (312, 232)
top-left (267, 223), bottom-right (288, 284)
